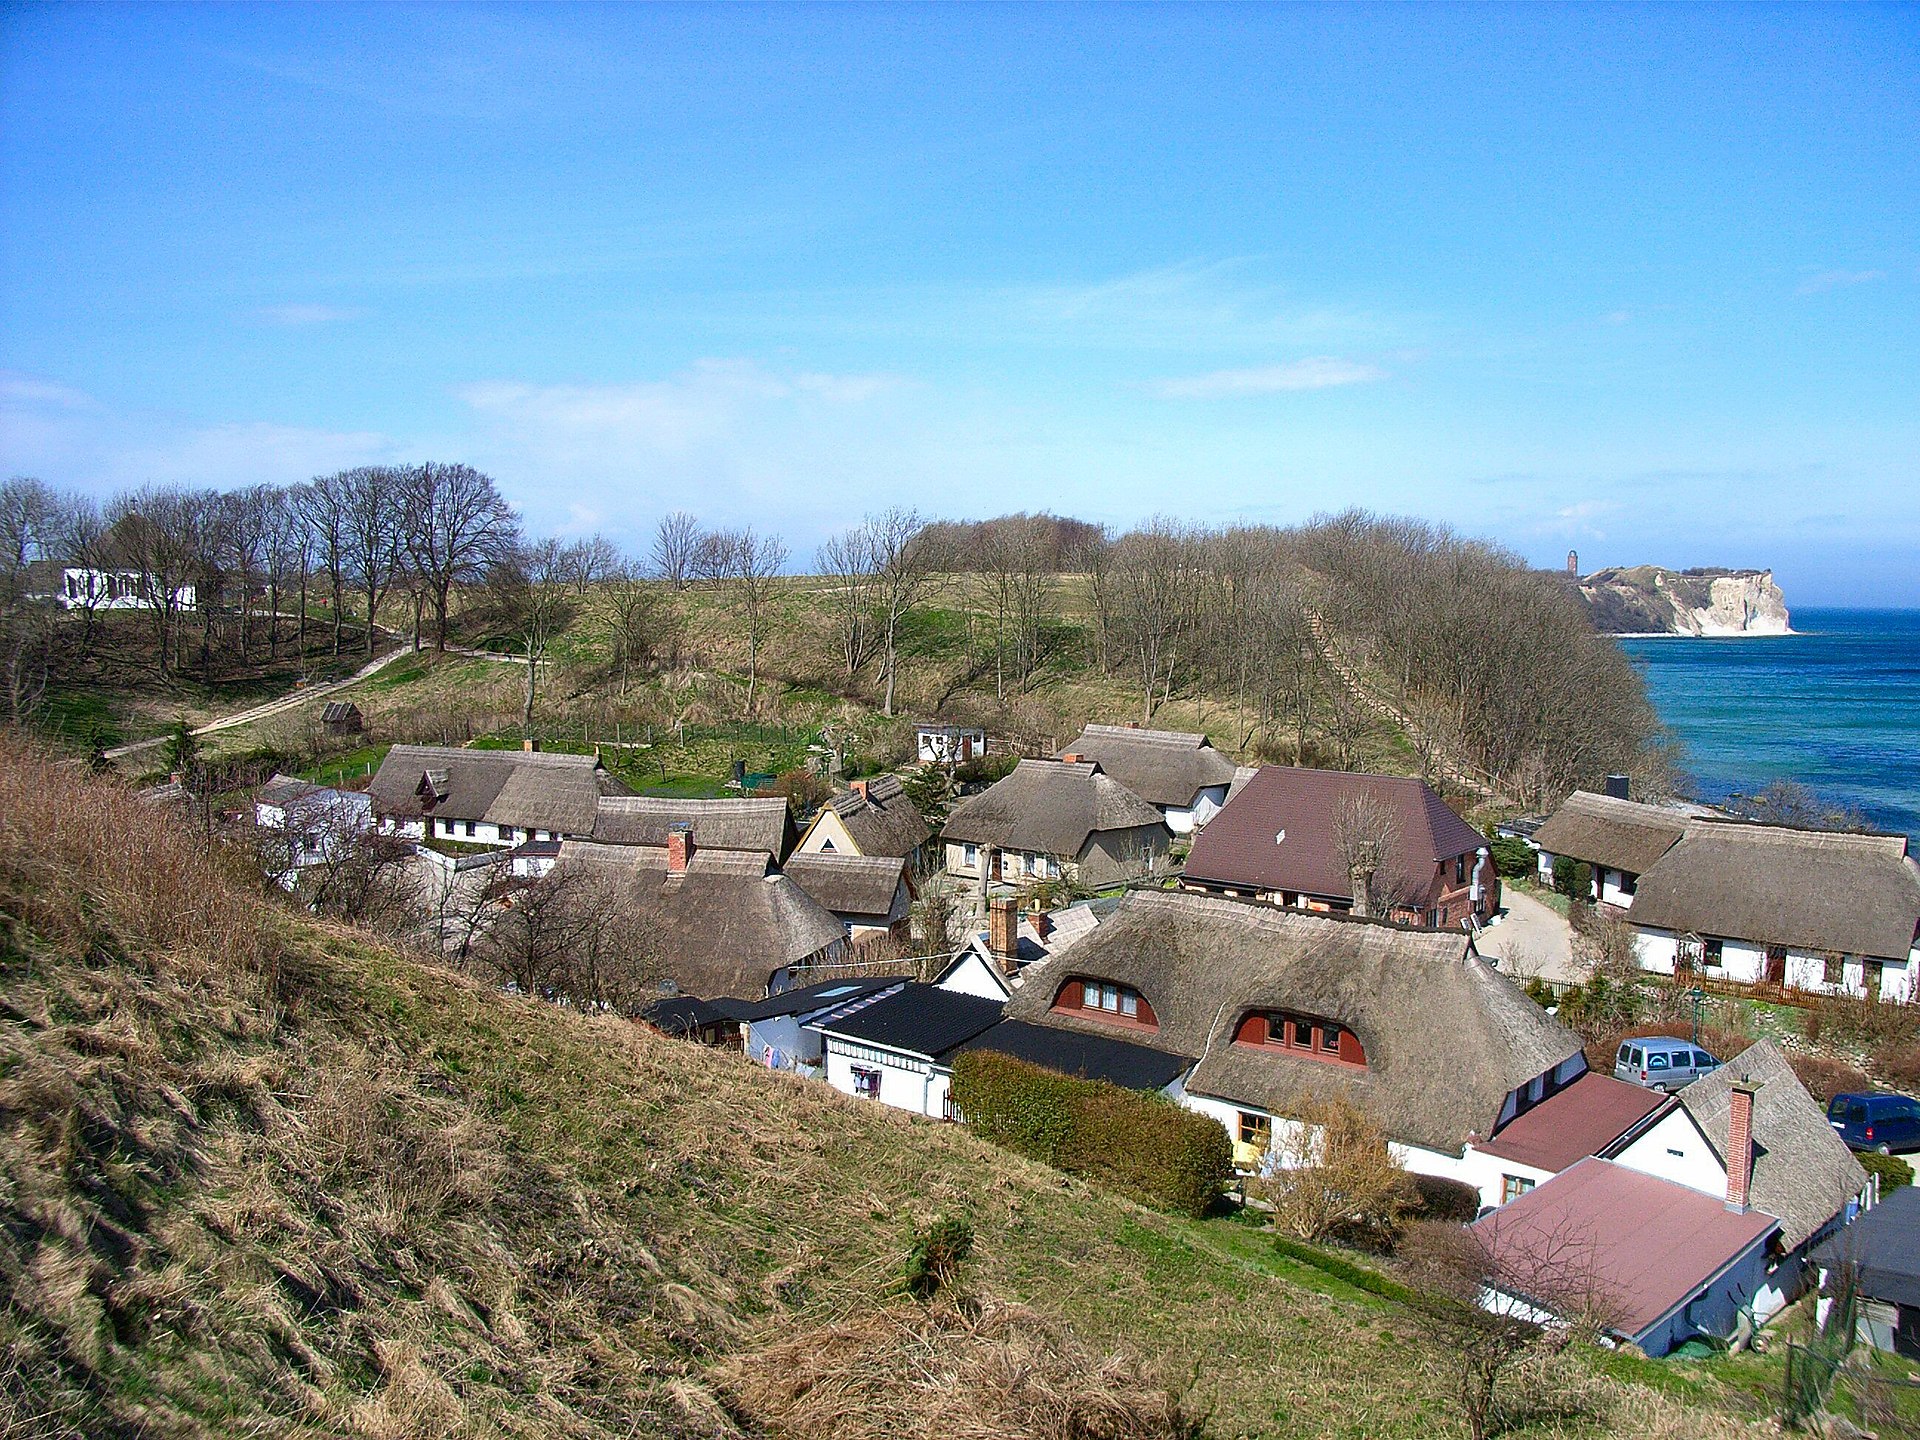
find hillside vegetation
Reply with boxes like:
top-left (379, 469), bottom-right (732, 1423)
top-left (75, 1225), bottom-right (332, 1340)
top-left (0, 739), bottom-right (1751, 1439)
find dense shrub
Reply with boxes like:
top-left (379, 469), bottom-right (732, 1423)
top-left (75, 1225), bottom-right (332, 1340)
top-left (1551, 857), bottom-right (1592, 900)
top-left (1488, 836), bottom-right (1534, 880)
top-left (1813, 993), bottom-right (1919, 1052)
top-left (900, 1216), bottom-right (974, 1300)
top-left (950, 1051), bottom-right (1231, 1219)
top-left (1873, 1041), bottom-right (1920, 1090)
top-left (1787, 1053), bottom-right (1871, 1105)
top-left (1408, 1174), bottom-right (1482, 1225)
top-left (1859, 1152), bottom-right (1913, 1192)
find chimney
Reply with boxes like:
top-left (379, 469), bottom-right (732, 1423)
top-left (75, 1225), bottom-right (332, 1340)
top-left (1726, 1080), bottom-right (1758, 1213)
top-left (1029, 908), bottom-right (1052, 942)
top-left (667, 822), bottom-right (694, 875)
top-left (1060, 753), bottom-right (1083, 765)
top-left (988, 895), bottom-right (1020, 971)
top-left (1604, 773), bottom-right (1631, 801)
top-left (169, 771), bottom-right (183, 787)
top-left (522, 737), bottom-right (538, 753)
top-left (850, 779), bottom-right (869, 802)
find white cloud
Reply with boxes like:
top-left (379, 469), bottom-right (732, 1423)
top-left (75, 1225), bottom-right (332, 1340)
top-left (255, 303), bottom-right (366, 326)
top-left (1796, 268), bottom-right (1885, 295)
top-left (1149, 357), bottom-right (1387, 399)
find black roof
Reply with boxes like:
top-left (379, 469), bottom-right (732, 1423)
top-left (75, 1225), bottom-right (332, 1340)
top-left (955, 1018), bottom-right (1193, 1092)
top-left (644, 996), bottom-right (741, 1035)
top-left (729, 976), bottom-right (905, 1023)
top-left (809, 984), bottom-right (1005, 1059)
top-left (1814, 1185), bottom-right (1920, 1308)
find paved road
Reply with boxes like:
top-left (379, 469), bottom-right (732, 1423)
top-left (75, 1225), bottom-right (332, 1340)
top-left (1476, 885), bottom-right (1585, 985)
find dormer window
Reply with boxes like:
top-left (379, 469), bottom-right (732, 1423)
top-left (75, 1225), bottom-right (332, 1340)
top-left (1233, 1010), bottom-right (1366, 1067)
top-left (1052, 977), bottom-right (1157, 1030)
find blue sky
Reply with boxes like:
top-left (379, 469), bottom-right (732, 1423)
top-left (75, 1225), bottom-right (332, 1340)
top-left (2, 4), bottom-right (1915, 604)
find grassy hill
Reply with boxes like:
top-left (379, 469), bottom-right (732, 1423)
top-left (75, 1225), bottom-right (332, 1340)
top-left (0, 738), bottom-right (1764, 1439)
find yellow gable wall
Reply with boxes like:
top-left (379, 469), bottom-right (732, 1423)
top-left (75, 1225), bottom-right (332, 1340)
top-left (796, 808), bottom-right (860, 856)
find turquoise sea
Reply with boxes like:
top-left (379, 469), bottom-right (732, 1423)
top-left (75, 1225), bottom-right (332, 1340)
top-left (1620, 609), bottom-right (1920, 841)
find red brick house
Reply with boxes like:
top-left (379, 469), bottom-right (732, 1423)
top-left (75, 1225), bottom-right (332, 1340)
top-left (1181, 766), bottom-right (1497, 929)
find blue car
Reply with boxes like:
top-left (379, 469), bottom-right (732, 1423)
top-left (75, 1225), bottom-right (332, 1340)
top-left (1827, 1092), bottom-right (1920, 1155)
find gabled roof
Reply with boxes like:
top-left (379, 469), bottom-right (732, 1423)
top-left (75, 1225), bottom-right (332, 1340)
top-left (1055, 725), bottom-right (1240, 809)
top-left (559, 841), bottom-right (845, 1001)
top-left (1674, 1040), bottom-right (1867, 1251)
top-left (644, 995), bottom-right (743, 1036)
top-left (1183, 766), bottom-right (1488, 902)
top-left (810, 984), bottom-right (1005, 1060)
top-left (1002, 889), bottom-right (1583, 1156)
top-left (1631, 823), bottom-right (1920, 961)
top-left (368, 744), bottom-right (623, 834)
top-left (1473, 1157), bottom-right (1778, 1342)
top-left (590, 795), bottom-right (795, 858)
top-left (820, 773), bottom-right (933, 858)
top-left (1530, 791), bottom-right (1689, 876)
top-left (941, 759), bottom-right (1165, 857)
top-left (257, 773), bottom-right (323, 809)
top-left (955, 1019), bottom-right (1193, 1092)
top-left (321, 700), bottom-right (362, 723)
top-left (783, 852), bottom-right (909, 919)
top-left (1813, 1185), bottom-right (1920, 1309)
top-left (1477, 1072), bottom-right (1668, 1174)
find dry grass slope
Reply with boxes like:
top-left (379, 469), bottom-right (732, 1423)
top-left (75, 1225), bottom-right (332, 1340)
top-left (1, 736), bottom-right (1755, 1439)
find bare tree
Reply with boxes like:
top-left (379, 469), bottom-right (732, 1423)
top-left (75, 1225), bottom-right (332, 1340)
top-left (220, 486), bottom-right (275, 663)
top-left (558, 534), bottom-right (620, 596)
top-left (341, 466), bottom-right (407, 653)
top-left (1247, 1092), bottom-right (1416, 1245)
top-left (709, 527), bottom-right (787, 712)
top-left (1332, 790), bottom-right (1420, 919)
top-left (297, 473), bottom-right (352, 658)
top-left (492, 538), bottom-right (577, 739)
top-left (866, 508), bottom-right (946, 717)
top-left (1107, 518), bottom-right (1198, 724)
top-left (816, 523), bottom-right (881, 678)
top-left (104, 485), bottom-right (204, 676)
top-left (650, 510), bottom-right (702, 589)
top-left (403, 462), bottom-right (517, 651)
top-left (0, 476), bottom-right (62, 607)
top-left (598, 559), bottom-right (674, 691)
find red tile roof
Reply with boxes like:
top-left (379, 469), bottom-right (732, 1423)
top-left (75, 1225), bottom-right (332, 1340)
top-left (1472, 1157), bottom-right (1778, 1339)
top-left (1183, 766), bottom-right (1488, 901)
top-left (1477, 1073), bottom-right (1668, 1174)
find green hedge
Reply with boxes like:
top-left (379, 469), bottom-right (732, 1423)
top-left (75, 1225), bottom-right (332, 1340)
top-left (1860, 1151), bottom-right (1913, 1192)
top-left (950, 1050), bottom-right (1232, 1218)
top-left (1268, 1235), bottom-right (1416, 1304)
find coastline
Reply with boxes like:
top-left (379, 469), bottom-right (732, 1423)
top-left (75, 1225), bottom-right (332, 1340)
top-left (1607, 629), bottom-right (1797, 639)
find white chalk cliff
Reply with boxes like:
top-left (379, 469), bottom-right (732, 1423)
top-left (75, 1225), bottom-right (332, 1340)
top-left (1574, 567), bottom-right (1791, 636)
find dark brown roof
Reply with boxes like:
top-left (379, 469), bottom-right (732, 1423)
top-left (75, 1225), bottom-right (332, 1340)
top-left (1673, 1039), bottom-right (1867, 1251)
top-left (1055, 725), bottom-right (1240, 809)
top-left (1478, 1072), bottom-right (1667, 1173)
top-left (941, 759), bottom-right (1166, 857)
top-left (590, 795), bottom-right (795, 858)
top-left (1002, 890), bottom-right (1583, 1156)
top-left (1631, 823), bottom-right (1920, 961)
top-left (558, 841), bottom-right (845, 1000)
top-left (1183, 766), bottom-right (1488, 901)
top-left (367, 744), bottom-right (623, 834)
top-left (783, 852), bottom-right (909, 920)
top-left (1530, 791), bottom-right (1689, 876)
top-left (822, 773), bottom-right (932, 857)
top-left (1473, 1157), bottom-right (1778, 1340)
top-left (321, 701), bottom-right (362, 724)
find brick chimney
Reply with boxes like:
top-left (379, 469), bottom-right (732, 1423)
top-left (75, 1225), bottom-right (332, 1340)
top-left (1725, 1080), bottom-right (1758, 1213)
top-left (666, 822), bottom-right (694, 875)
top-left (522, 737), bottom-right (538, 753)
top-left (850, 779), bottom-right (869, 802)
top-left (1060, 753), bottom-right (1083, 765)
top-left (1029, 908), bottom-right (1052, 942)
top-left (988, 895), bottom-right (1020, 971)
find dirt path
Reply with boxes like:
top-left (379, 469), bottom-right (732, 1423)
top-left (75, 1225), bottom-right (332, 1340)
top-left (1475, 885), bottom-right (1584, 984)
top-left (104, 644), bottom-right (418, 760)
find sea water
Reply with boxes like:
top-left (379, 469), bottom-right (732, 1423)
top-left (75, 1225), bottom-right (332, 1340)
top-left (1619, 609), bottom-right (1920, 841)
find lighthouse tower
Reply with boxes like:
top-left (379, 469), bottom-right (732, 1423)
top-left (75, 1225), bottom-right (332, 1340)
top-left (1567, 549), bottom-right (1579, 577)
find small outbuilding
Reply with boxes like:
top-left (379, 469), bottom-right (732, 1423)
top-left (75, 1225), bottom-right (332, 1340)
top-left (322, 700), bottom-right (365, 736)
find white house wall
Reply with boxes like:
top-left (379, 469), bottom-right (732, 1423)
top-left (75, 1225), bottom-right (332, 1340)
top-left (1632, 926), bottom-right (1915, 1004)
top-left (1611, 1106), bottom-right (1726, 1197)
top-left (822, 1038), bottom-right (951, 1119)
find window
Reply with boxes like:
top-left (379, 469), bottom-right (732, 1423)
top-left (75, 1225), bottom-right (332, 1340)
top-left (851, 1066), bottom-right (881, 1100)
top-left (1617, 1043), bottom-right (1633, 1065)
top-left (1648, 1053), bottom-right (1669, 1070)
top-left (1620, 872), bottom-right (1638, 896)
top-left (1319, 1023), bottom-right (1343, 1054)
top-left (1501, 1175), bottom-right (1535, 1205)
top-left (1238, 1112), bottom-right (1272, 1149)
top-left (1702, 937), bottom-right (1724, 968)
top-left (499, 825), bottom-right (515, 842)
top-left (1823, 953), bottom-right (1846, 985)
top-left (963, 843), bottom-right (978, 867)
top-left (1055, 978), bottom-right (1154, 1029)
top-left (464, 820), bottom-right (476, 837)
top-left (1693, 1052), bottom-right (1716, 1070)
top-left (1455, 855), bottom-right (1469, 885)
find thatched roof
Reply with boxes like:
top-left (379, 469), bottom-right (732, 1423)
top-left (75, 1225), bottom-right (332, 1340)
top-left (559, 841), bottom-right (846, 1000)
top-left (368, 744), bottom-right (625, 834)
top-left (784, 852), bottom-right (909, 920)
top-left (1055, 725), bottom-right (1240, 809)
top-left (823, 773), bottom-right (932, 857)
top-left (941, 760), bottom-right (1166, 857)
top-left (1674, 1039), bottom-right (1867, 1251)
top-left (1530, 791), bottom-right (1689, 876)
top-left (1001, 889), bottom-right (1583, 1156)
top-left (257, 773), bottom-right (322, 809)
top-left (590, 795), bottom-right (795, 858)
top-left (1184, 766), bottom-right (1487, 901)
top-left (1631, 822), bottom-right (1920, 960)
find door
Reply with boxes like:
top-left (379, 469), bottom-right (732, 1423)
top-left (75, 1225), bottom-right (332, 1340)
top-left (1764, 945), bottom-right (1787, 987)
